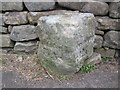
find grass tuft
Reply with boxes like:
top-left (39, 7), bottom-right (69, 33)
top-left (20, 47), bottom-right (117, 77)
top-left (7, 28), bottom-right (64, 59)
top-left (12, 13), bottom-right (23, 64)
top-left (80, 64), bottom-right (95, 73)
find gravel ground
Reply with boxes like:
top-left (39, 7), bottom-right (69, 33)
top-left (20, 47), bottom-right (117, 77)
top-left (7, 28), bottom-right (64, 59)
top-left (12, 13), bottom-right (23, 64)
top-left (1, 53), bottom-right (118, 88)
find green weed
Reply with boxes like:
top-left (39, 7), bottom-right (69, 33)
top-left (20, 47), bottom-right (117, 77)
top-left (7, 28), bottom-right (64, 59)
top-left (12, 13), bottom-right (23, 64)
top-left (80, 64), bottom-right (95, 73)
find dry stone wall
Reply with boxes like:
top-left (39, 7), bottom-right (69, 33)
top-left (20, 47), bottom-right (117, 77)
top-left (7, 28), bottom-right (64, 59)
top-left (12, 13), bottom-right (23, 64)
top-left (0, 1), bottom-right (120, 58)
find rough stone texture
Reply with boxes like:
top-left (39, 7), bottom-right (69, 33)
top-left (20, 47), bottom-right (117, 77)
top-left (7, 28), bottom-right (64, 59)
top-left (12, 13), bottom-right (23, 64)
top-left (8, 26), bottom-right (13, 33)
top-left (0, 13), bottom-right (5, 26)
top-left (10, 25), bottom-right (38, 41)
top-left (0, 2), bottom-right (1, 11)
top-left (109, 2), bottom-right (120, 18)
top-left (0, 34), bottom-right (14, 47)
top-left (57, 0), bottom-right (86, 10)
top-left (2, 2), bottom-right (23, 11)
top-left (114, 50), bottom-right (120, 58)
top-left (3, 12), bottom-right (28, 25)
top-left (85, 53), bottom-right (101, 64)
top-left (81, 2), bottom-right (109, 15)
top-left (28, 10), bottom-right (79, 24)
top-left (14, 41), bottom-right (38, 53)
top-left (103, 31), bottom-right (120, 49)
top-left (0, 13), bottom-right (2, 25)
top-left (0, 26), bottom-right (8, 34)
top-left (94, 35), bottom-right (103, 49)
top-left (94, 48), bottom-right (115, 58)
top-left (57, 1), bottom-right (108, 15)
top-left (95, 29), bottom-right (104, 36)
top-left (96, 17), bottom-right (120, 30)
top-left (37, 13), bottom-right (95, 74)
top-left (24, 1), bottom-right (55, 11)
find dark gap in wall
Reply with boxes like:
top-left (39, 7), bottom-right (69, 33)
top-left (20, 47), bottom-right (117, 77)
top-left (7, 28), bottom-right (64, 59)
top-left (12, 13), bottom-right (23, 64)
top-left (2, 10), bottom-right (23, 13)
top-left (94, 14), bottom-right (109, 17)
top-left (11, 40), bottom-right (16, 47)
top-left (104, 30), bottom-right (110, 35)
top-left (4, 20), bottom-right (32, 26)
top-left (1, 47), bottom-right (14, 53)
top-left (2, 11), bottom-right (6, 13)
top-left (36, 38), bottom-right (40, 41)
top-left (22, 2), bottom-right (29, 11)
top-left (54, 1), bottom-right (65, 10)
top-left (106, 2), bottom-right (111, 5)
top-left (34, 23), bottom-right (38, 27)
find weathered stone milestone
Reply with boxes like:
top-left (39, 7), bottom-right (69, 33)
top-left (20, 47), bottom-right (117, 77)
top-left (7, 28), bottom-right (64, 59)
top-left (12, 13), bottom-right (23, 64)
top-left (37, 13), bottom-right (96, 75)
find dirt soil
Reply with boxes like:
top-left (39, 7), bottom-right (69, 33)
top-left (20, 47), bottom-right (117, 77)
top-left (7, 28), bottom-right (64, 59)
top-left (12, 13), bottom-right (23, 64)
top-left (0, 53), bottom-right (118, 88)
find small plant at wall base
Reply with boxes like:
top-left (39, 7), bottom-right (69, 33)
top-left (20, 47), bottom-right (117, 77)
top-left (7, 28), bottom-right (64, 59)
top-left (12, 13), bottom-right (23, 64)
top-left (80, 64), bottom-right (95, 73)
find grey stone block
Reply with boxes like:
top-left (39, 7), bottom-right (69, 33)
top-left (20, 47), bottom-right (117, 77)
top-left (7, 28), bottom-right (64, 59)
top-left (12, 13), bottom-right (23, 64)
top-left (0, 34), bottom-right (14, 47)
top-left (24, 1), bottom-right (55, 11)
top-left (10, 25), bottom-right (38, 41)
top-left (3, 12), bottom-right (28, 25)
top-left (103, 31), bottom-right (120, 49)
top-left (2, 2), bottom-right (23, 11)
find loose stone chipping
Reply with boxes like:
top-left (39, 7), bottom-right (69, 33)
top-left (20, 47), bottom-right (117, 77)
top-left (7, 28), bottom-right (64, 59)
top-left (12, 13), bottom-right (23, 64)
top-left (10, 25), bottom-right (38, 41)
top-left (37, 13), bottom-right (96, 75)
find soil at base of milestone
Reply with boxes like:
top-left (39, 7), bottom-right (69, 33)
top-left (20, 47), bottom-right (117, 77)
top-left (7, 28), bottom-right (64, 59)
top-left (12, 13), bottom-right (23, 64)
top-left (1, 53), bottom-right (118, 88)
